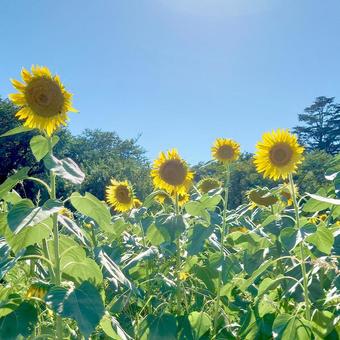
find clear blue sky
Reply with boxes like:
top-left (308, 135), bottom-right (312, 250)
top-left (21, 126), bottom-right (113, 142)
top-left (1, 0), bottom-right (339, 164)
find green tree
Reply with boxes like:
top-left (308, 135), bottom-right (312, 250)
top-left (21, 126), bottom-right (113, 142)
top-left (0, 98), bottom-right (152, 201)
top-left (293, 96), bottom-right (340, 155)
top-left (56, 129), bottom-right (152, 200)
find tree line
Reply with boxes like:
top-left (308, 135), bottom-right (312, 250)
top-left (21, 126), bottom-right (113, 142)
top-left (0, 96), bottom-right (339, 208)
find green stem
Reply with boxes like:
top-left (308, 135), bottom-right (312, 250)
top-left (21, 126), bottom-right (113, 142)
top-left (212, 164), bottom-right (230, 338)
top-left (41, 239), bottom-right (55, 281)
top-left (140, 222), bottom-right (152, 314)
top-left (26, 177), bottom-right (51, 196)
top-left (48, 138), bottom-right (63, 339)
top-left (175, 193), bottom-right (182, 314)
top-left (289, 173), bottom-right (311, 321)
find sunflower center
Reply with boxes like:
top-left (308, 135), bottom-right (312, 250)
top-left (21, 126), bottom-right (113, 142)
top-left (159, 159), bottom-right (187, 186)
top-left (217, 145), bottom-right (234, 160)
top-left (25, 77), bottom-right (64, 117)
top-left (269, 143), bottom-right (293, 166)
top-left (115, 185), bottom-right (132, 204)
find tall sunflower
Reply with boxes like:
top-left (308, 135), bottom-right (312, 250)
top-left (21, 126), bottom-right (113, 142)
top-left (254, 129), bottom-right (304, 180)
top-left (9, 65), bottom-right (76, 136)
top-left (212, 138), bottom-right (240, 163)
top-left (106, 179), bottom-right (135, 212)
top-left (151, 149), bottom-right (194, 195)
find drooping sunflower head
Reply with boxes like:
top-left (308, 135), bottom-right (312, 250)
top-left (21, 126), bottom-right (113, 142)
top-left (26, 281), bottom-right (50, 300)
top-left (197, 177), bottom-right (222, 194)
top-left (254, 129), bottom-right (304, 181)
top-left (9, 65), bottom-right (77, 136)
top-left (106, 179), bottom-right (135, 212)
top-left (154, 192), bottom-right (171, 205)
top-left (151, 149), bottom-right (194, 195)
top-left (247, 188), bottom-right (278, 207)
top-left (175, 192), bottom-right (190, 207)
top-left (133, 198), bottom-right (143, 209)
top-left (211, 138), bottom-right (240, 164)
top-left (58, 207), bottom-right (73, 219)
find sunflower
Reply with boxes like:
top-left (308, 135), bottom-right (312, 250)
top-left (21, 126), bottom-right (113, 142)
top-left (26, 281), bottom-right (50, 299)
top-left (151, 149), bottom-right (194, 195)
top-left (197, 177), bottom-right (222, 194)
top-left (175, 192), bottom-right (190, 206)
top-left (58, 207), bottom-right (73, 219)
top-left (254, 129), bottom-right (304, 181)
top-left (106, 179), bottom-right (134, 212)
top-left (211, 138), bottom-right (240, 163)
top-left (9, 65), bottom-right (76, 136)
top-left (247, 188), bottom-right (278, 207)
top-left (154, 192), bottom-right (171, 205)
top-left (133, 198), bottom-right (143, 208)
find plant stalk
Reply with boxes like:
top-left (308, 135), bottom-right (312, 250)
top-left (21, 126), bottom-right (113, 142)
top-left (289, 173), bottom-right (311, 321)
top-left (212, 164), bottom-right (230, 338)
top-left (48, 138), bottom-right (63, 339)
top-left (175, 192), bottom-right (182, 314)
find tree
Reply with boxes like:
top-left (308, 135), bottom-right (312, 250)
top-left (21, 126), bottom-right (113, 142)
top-left (0, 98), bottom-right (152, 201)
top-left (293, 96), bottom-right (340, 155)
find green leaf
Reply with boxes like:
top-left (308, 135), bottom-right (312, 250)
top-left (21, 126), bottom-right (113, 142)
top-left (199, 194), bottom-right (222, 211)
top-left (0, 126), bottom-right (33, 138)
top-left (0, 234), bottom-right (25, 280)
top-left (0, 302), bottom-right (38, 339)
top-left (0, 213), bottom-right (52, 254)
top-left (188, 311), bottom-right (211, 339)
top-left (124, 247), bottom-right (158, 271)
top-left (58, 215), bottom-right (88, 245)
top-left (44, 154), bottom-right (85, 185)
top-left (303, 189), bottom-right (332, 212)
top-left (100, 314), bottom-right (131, 340)
top-left (311, 310), bottom-right (335, 338)
top-left (0, 168), bottom-right (29, 199)
top-left (184, 201), bottom-right (210, 222)
top-left (48, 235), bottom-right (103, 285)
top-left (1, 190), bottom-right (21, 205)
top-left (306, 226), bottom-right (334, 254)
top-left (7, 199), bottom-right (62, 234)
top-left (279, 227), bottom-right (300, 252)
top-left (30, 135), bottom-right (59, 161)
top-left (63, 258), bottom-right (103, 286)
top-left (239, 260), bottom-right (274, 292)
top-left (155, 214), bottom-right (187, 241)
top-left (146, 223), bottom-right (170, 245)
top-left (46, 281), bottom-right (105, 338)
top-left (187, 224), bottom-right (214, 256)
top-left (140, 314), bottom-right (177, 340)
top-left (70, 192), bottom-right (112, 232)
top-left (306, 193), bottom-right (340, 206)
top-left (272, 314), bottom-right (311, 339)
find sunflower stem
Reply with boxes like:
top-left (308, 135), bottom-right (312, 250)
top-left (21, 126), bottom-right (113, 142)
top-left (288, 173), bottom-right (311, 321)
top-left (140, 221), bottom-right (152, 314)
top-left (174, 192), bottom-right (183, 315)
top-left (48, 137), bottom-right (63, 339)
top-left (212, 164), bottom-right (230, 339)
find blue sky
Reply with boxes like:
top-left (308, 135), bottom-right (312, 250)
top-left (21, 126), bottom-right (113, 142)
top-left (1, 0), bottom-right (339, 164)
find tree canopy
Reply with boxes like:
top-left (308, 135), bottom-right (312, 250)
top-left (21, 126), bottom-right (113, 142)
top-left (0, 98), bottom-right (152, 201)
top-left (293, 96), bottom-right (340, 155)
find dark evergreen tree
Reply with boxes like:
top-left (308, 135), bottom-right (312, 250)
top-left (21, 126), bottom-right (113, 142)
top-left (293, 96), bottom-right (340, 155)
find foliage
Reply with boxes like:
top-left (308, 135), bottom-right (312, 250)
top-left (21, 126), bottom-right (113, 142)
top-left (0, 123), bottom-right (339, 339)
top-left (0, 98), bottom-right (152, 202)
top-left (194, 151), bottom-right (333, 209)
top-left (293, 96), bottom-right (340, 155)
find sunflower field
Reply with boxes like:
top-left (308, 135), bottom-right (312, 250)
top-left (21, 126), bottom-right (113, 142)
top-left (0, 66), bottom-right (339, 339)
